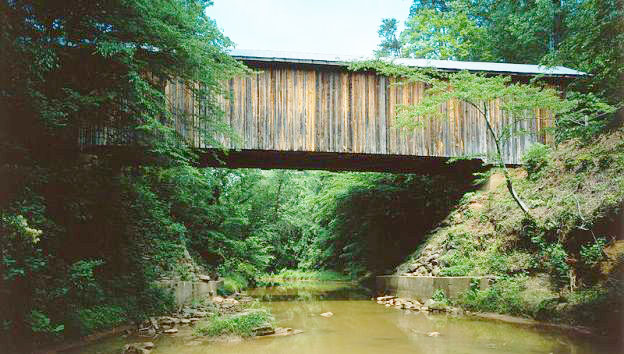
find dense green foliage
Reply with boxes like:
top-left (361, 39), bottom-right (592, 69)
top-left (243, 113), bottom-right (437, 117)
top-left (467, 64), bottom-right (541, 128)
top-left (0, 0), bottom-right (244, 350)
top-left (377, 0), bottom-right (623, 121)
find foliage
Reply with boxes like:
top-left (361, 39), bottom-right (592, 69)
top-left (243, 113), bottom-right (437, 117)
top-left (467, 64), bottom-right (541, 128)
top-left (375, 18), bottom-right (401, 57)
top-left (67, 306), bottom-right (126, 337)
top-left (522, 143), bottom-right (551, 180)
top-left (195, 308), bottom-right (273, 338)
top-left (400, 4), bottom-right (488, 60)
top-left (579, 238), bottom-right (607, 269)
top-left (377, 0), bottom-right (622, 131)
top-left (431, 288), bottom-right (450, 306)
top-left (552, 92), bottom-right (617, 143)
top-left (458, 276), bottom-right (529, 316)
top-left (1, 0), bottom-right (246, 165)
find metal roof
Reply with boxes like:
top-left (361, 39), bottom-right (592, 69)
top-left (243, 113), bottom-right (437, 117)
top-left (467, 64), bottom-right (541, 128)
top-left (229, 49), bottom-right (585, 77)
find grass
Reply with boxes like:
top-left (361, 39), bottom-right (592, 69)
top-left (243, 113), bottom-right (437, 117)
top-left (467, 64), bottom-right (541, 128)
top-left (194, 308), bottom-right (273, 338)
top-left (259, 269), bottom-right (351, 282)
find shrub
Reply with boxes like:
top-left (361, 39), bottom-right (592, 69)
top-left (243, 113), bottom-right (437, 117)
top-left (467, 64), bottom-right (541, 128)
top-left (457, 276), bottom-right (528, 316)
top-left (522, 143), bottom-right (551, 180)
top-left (67, 305), bottom-right (126, 336)
top-left (579, 237), bottom-right (607, 268)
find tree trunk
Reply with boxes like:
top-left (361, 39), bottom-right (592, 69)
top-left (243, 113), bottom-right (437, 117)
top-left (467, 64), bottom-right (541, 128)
top-left (482, 103), bottom-right (531, 216)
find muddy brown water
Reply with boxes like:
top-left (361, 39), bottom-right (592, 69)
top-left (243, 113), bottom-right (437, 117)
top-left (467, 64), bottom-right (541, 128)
top-left (72, 281), bottom-right (618, 354)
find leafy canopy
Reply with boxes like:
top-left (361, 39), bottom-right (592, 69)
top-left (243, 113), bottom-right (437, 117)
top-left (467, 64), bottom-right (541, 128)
top-left (1, 0), bottom-right (246, 164)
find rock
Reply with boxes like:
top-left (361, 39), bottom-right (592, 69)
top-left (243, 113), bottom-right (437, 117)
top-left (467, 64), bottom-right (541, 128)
top-left (431, 267), bottom-right (441, 276)
top-left (385, 304), bottom-right (391, 307)
top-left (224, 298), bottom-right (239, 305)
top-left (199, 274), bottom-right (211, 282)
top-left (180, 318), bottom-right (191, 324)
top-left (421, 306), bottom-right (429, 311)
top-left (270, 327), bottom-right (303, 337)
top-left (164, 328), bottom-right (178, 334)
top-left (188, 317), bottom-right (201, 323)
top-left (376, 300), bottom-right (384, 304)
top-left (428, 331), bottom-right (440, 337)
top-left (158, 316), bottom-right (176, 325)
top-left (320, 312), bottom-right (333, 317)
top-left (253, 325), bottom-right (275, 336)
top-left (191, 310), bottom-right (209, 317)
top-left (123, 343), bottom-right (153, 354)
top-left (149, 317), bottom-right (159, 331)
top-left (376, 296), bottom-right (395, 301)
top-left (212, 296), bottom-right (224, 303)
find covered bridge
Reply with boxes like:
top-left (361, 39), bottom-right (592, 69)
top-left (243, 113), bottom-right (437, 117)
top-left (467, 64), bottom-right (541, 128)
top-left (82, 49), bottom-right (584, 172)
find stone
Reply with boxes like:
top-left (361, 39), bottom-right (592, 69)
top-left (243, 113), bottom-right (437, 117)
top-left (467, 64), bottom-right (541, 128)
top-left (189, 317), bottom-right (201, 323)
top-left (376, 296), bottom-right (395, 301)
top-left (212, 296), bottom-right (224, 303)
top-left (253, 325), bottom-right (275, 336)
top-left (385, 304), bottom-right (391, 307)
top-left (431, 267), bottom-right (441, 276)
top-left (164, 328), bottom-right (178, 334)
top-left (198, 274), bottom-right (211, 282)
top-left (428, 331), bottom-right (440, 337)
top-left (376, 300), bottom-right (384, 304)
top-left (149, 317), bottom-right (159, 331)
top-left (191, 310), bottom-right (209, 317)
top-left (421, 306), bottom-right (429, 311)
top-left (180, 318), bottom-right (191, 324)
top-left (320, 312), bottom-right (333, 317)
top-left (123, 343), bottom-right (153, 354)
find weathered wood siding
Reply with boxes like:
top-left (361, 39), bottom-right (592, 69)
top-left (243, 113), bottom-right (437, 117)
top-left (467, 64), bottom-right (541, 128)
top-left (82, 62), bottom-right (552, 165)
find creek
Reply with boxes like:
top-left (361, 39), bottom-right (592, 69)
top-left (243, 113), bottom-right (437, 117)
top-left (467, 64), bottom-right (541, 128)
top-left (73, 281), bottom-right (616, 353)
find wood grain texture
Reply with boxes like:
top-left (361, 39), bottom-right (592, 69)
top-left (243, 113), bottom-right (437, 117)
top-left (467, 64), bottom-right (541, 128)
top-left (82, 62), bottom-right (555, 165)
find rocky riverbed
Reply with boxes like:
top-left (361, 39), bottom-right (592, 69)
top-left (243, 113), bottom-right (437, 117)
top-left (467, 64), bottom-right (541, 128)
top-left (122, 293), bottom-right (302, 353)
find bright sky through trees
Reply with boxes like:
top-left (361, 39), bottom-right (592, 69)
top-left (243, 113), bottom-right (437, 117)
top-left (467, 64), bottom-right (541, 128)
top-left (207, 0), bottom-right (412, 56)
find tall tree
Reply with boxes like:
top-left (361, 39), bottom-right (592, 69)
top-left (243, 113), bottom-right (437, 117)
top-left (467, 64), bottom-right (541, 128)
top-left (0, 0), bottom-right (246, 166)
top-left (375, 18), bottom-right (402, 57)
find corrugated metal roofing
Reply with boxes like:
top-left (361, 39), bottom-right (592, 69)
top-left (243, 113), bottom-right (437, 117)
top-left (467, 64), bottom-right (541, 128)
top-left (229, 49), bottom-right (585, 77)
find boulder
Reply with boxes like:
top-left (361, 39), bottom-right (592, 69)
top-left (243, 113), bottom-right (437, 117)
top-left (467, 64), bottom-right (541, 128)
top-left (164, 328), bottom-right (178, 334)
top-left (320, 312), bottom-right (333, 317)
top-left (198, 274), bottom-right (211, 282)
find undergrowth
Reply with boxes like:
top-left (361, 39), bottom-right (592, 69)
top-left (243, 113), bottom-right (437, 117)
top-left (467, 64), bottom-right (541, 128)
top-left (400, 128), bottom-right (624, 332)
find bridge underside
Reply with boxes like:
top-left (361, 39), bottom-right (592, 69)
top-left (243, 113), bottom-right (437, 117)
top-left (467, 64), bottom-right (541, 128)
top-left (199, 149), bottom-right (486, 174)
top-left (82, 146), bottom-right (486, 174)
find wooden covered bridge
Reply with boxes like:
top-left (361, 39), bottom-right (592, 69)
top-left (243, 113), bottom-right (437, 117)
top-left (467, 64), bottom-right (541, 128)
top-left (82, 49), bottom-right (584, 173)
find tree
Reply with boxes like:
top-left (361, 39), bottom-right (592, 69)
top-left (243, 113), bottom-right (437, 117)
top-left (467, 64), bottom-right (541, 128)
top-left (400, 5), bottom-right (488, 60)
top-left (350, 61), bottom-right (571, 215)
top-left (375, 18), bottom-right (402, 57)
top-left (0, 0), bottom-right (246, 166)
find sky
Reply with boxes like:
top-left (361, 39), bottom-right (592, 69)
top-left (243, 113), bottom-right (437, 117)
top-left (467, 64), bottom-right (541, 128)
top-left (207, 0), bottom-right (412, 57)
